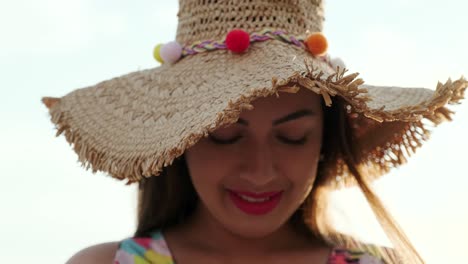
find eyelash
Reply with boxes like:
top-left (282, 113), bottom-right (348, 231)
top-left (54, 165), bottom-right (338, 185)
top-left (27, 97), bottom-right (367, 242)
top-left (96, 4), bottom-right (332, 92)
top-left (208, 135), bottom-right (243, 145)
top-left (208, 134), bottom-right (308, 145)
top-left (277, 135), bottom-right (308, 145)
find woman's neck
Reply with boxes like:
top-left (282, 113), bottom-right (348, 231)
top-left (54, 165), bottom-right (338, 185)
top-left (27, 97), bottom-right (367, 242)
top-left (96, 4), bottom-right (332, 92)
top-left (169, 203), bottom-right (326, 258)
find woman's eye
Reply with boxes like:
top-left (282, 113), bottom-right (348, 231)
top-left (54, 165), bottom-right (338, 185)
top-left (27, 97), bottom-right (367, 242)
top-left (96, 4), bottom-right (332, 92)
top-left (208, 134), bottom-right (242, 145)
top-left (277, 135), bottom-right (308, 145)
top-left (208, 133), bottom-right (309, 145)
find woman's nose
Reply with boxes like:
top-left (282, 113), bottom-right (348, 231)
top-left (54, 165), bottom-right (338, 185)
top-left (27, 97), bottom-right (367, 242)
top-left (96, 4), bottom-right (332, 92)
top-left (239, 143), bottom-right (278, 186)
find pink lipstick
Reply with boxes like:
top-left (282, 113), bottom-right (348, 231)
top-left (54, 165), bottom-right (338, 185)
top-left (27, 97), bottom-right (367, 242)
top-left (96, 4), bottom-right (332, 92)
top-left (228, 190), bottom-right (283, 215)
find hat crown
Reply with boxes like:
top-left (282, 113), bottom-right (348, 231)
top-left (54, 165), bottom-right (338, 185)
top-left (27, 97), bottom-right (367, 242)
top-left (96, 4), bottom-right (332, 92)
top-left (176, 0), bottom-right (324, 44)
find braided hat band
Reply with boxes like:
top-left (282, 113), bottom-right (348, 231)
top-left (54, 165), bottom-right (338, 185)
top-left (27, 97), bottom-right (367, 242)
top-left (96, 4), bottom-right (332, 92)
top-left (154, 28), bottom-right (335, 67)
top-left (183, 29), bottom-right (307, 55)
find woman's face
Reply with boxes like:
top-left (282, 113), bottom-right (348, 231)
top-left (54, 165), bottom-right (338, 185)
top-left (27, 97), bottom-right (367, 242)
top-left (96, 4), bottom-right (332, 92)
top-left (185, 89), bottom-right (324, 238)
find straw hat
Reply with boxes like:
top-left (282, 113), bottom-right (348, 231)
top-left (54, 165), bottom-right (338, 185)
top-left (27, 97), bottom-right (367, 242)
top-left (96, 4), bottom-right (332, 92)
top-left (42, 0), bottom-right (467, 188)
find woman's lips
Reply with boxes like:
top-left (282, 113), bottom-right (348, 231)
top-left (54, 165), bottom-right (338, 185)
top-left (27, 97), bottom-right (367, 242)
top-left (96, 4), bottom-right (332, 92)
top-left (228, 190), bottom-right (283, 215)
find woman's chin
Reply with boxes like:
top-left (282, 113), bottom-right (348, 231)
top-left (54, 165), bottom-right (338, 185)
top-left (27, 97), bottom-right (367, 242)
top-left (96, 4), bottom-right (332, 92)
top-left (221, 212), bottom-right (292, 239)
top-left (224, 223), bottom-right (280, 239)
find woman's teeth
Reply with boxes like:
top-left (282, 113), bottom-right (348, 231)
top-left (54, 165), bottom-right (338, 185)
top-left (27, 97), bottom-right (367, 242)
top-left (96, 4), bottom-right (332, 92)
top-left (237, 194), bottom-right (271, 203)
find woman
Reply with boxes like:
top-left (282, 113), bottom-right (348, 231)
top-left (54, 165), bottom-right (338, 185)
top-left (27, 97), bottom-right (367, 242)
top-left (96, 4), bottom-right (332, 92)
top-left (42, 0), bottom-right (466, 263)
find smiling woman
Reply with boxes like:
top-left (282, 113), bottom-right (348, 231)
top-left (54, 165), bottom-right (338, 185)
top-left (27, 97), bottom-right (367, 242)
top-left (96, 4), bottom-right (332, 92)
top-left (42, 0), bottom-right (466, 263)
top-left (130, 91), bottom-right (408, 264)
top-left (184, 91), bottom-right (324, 237)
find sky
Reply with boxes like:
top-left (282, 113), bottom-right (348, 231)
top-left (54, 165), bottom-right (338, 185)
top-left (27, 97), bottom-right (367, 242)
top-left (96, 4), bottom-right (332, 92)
top-left (1, 0), bottom-right (467, 263)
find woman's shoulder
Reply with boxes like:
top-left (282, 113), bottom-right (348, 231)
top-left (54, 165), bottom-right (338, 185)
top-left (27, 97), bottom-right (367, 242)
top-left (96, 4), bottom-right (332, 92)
top-left (65, 241), bottom-right (120, 264)
top-left (64, 231), bottom-right (171, 264)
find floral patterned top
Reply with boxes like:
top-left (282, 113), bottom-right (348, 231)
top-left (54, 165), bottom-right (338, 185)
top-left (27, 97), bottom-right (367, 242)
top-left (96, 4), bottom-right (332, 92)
top-left (114, 231), bottom-right (388, 264)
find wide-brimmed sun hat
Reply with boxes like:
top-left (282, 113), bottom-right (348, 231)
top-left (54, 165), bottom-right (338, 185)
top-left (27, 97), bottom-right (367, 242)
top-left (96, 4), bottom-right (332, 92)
top-left (42, 0), bottom-right (466, 188)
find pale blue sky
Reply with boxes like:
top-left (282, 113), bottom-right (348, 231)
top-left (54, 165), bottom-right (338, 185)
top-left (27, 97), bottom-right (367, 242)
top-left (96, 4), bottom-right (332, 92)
top-left (1, 1), bottom-right (467, 263)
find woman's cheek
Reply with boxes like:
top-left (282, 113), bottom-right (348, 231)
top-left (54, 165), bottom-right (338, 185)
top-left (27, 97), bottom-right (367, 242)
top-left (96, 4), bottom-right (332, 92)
top-left (189, 142), bottom-right (238, 177)
top-left (277, 144), bottom-right (320, 185)
top-left (275, 142), bottom-right (320, 166)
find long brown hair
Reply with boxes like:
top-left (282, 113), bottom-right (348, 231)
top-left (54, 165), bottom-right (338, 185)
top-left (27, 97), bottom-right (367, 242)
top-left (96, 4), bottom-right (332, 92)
top-left (135, 96), bottom-right (424, 263)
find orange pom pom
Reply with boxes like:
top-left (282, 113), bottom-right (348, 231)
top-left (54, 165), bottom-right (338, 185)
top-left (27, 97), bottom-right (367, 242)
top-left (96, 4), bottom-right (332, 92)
top-left (305, 32), bottom-right (328, 56)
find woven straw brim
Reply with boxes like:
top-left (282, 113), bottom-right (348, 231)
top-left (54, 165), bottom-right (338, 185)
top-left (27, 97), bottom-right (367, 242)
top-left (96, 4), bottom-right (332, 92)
top-left (42, 40), bottom-right (467, 188)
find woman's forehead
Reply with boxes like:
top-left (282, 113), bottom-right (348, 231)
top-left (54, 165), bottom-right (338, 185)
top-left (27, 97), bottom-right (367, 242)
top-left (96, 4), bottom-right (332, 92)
top-left (240, 89), bottom-right (322, 120)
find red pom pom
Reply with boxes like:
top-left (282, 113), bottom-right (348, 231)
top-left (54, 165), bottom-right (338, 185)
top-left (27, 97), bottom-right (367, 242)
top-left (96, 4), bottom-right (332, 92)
top-left (225, 29), bottom-right (250, 53)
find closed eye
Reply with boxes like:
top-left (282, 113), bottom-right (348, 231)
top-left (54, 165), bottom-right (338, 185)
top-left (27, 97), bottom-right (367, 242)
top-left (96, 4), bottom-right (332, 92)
top-left (208, 134), bottom-right (242, 145)
top-left (277, 135), bottom-right (308, 145)
top-left (209, 134), bottom-right (308, 145)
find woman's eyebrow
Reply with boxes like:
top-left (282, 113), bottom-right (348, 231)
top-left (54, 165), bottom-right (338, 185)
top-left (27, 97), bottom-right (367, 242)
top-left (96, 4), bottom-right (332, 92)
top-left (272, 109), bottom-right (315, 125)
top-left (236, 109), bottom-right (316, 126)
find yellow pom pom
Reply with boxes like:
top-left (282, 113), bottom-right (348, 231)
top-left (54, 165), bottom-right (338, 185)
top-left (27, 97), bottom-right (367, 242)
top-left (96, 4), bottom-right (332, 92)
top-left (153, 44), bottom-right (164, 63)
top-left (305, 32), bottom-right (328, 56)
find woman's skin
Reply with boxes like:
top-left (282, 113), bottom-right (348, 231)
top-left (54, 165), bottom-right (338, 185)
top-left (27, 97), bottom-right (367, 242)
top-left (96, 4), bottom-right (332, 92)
top-left (66, 89), bottom-right (332, 263)
top-left (164, 89), bottom-right (331, 263)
